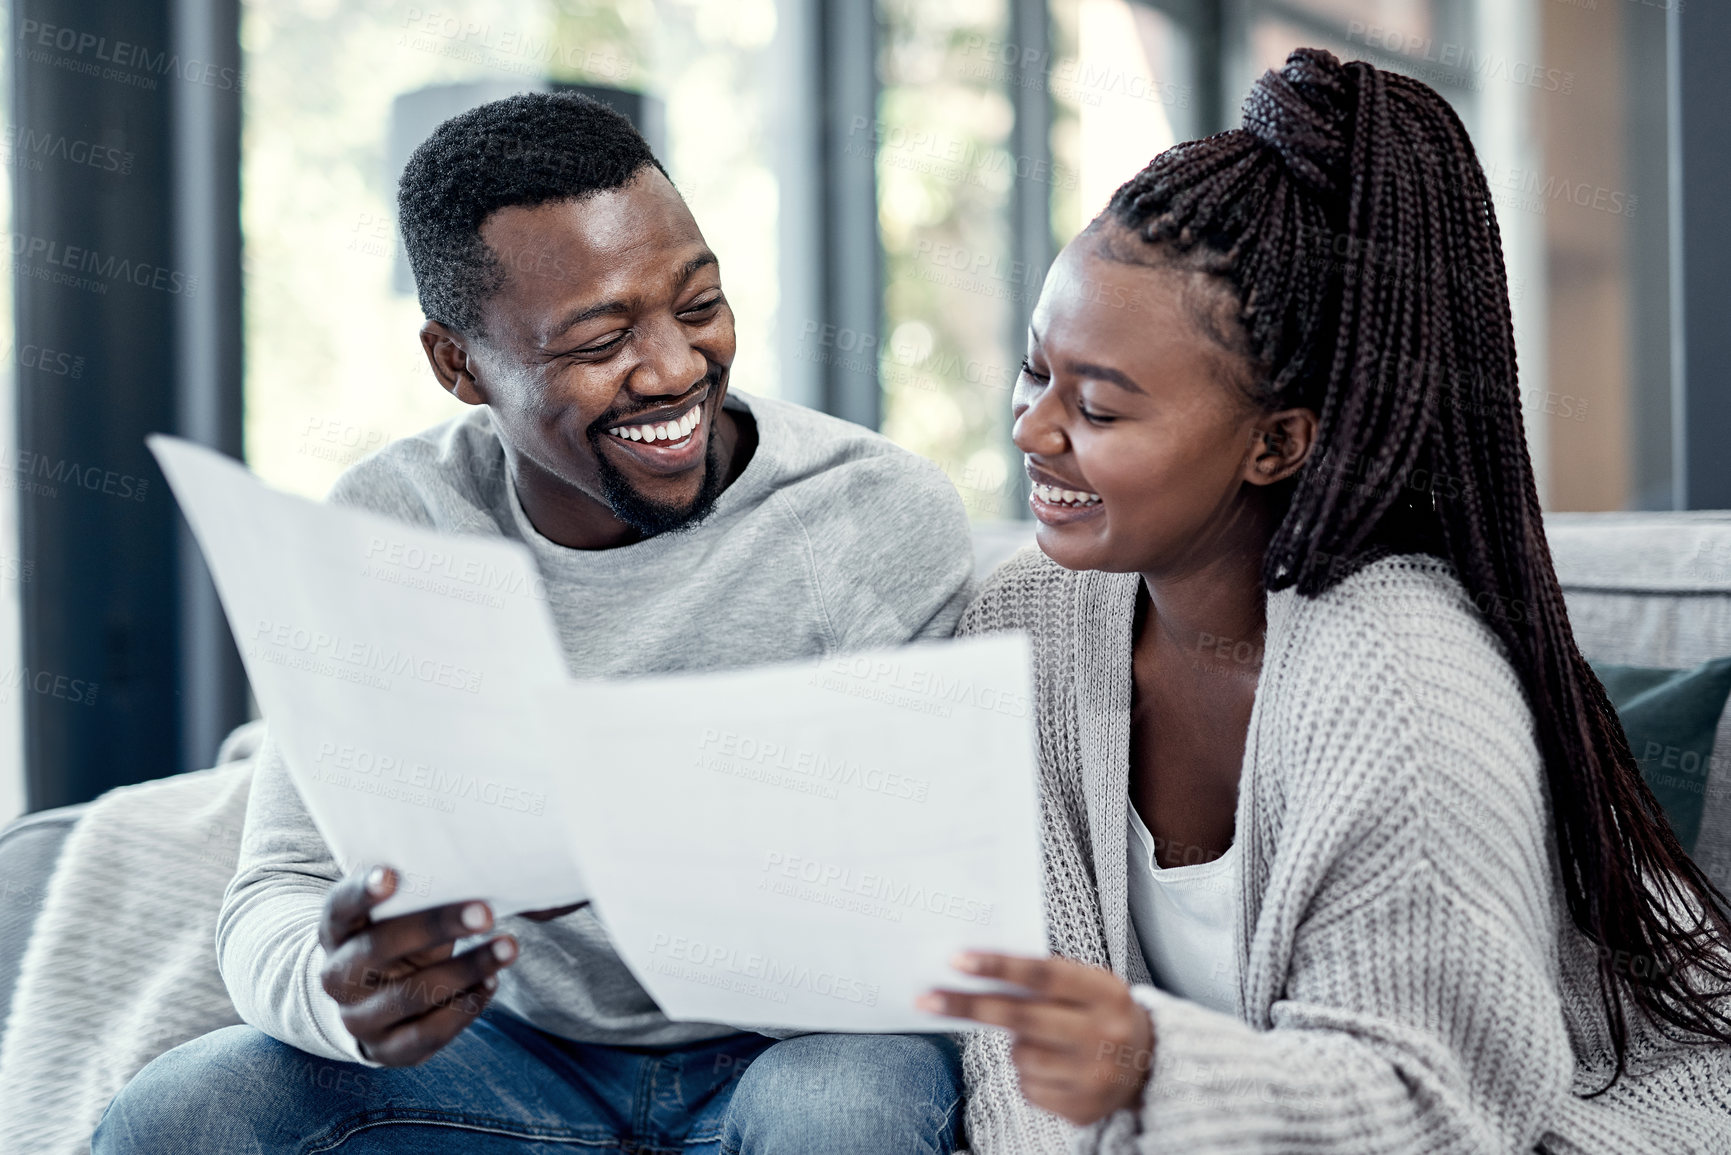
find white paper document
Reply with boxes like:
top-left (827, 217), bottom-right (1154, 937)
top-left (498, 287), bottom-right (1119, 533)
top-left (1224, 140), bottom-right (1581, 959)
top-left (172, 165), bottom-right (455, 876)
top-left (541, 639), bottom-right (1049, 1032)
top-left (149, 435), bottom-right (586, 919)
top-left (152, 435), bottom-right (1049, 1029)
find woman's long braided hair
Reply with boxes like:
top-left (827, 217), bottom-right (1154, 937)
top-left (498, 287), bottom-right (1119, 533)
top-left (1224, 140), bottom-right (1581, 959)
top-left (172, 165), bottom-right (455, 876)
top-left (1103, 48), bottom-right (1731, 1081)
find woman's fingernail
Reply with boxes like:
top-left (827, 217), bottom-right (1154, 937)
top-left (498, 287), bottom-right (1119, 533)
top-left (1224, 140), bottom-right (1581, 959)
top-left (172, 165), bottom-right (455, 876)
top-left (366, 867), bottom-right (389, 895)
top-left (493, 937), bottom-right (516, 962)
top-left (916, 993), bottom-right (943, 1013)
top-left (462, 903), bottom-right (491, 931)
top-left (952, 952), bottom-right (982, 973)
top-left (483, 975), bottom-right (499, 992)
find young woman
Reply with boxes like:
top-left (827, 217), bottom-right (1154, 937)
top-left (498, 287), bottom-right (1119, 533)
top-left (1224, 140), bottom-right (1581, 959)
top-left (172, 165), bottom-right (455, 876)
top-left (919, 48), bottom-right (1731, 1153)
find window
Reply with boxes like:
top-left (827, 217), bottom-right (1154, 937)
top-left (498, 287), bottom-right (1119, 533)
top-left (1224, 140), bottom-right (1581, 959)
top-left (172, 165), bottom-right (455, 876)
top-left (876, 0), bottom-right (1021, 518)
top-left (1224, 0), bottom-right (1665, 509)
top-left (238, 0), bottom-right (1685, 515)
top-left (1049, 0), bottom-right (1198, 242)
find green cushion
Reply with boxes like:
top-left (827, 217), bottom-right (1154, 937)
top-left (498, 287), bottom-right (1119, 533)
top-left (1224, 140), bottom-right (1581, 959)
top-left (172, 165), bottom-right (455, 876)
top-left (1590, 657), bottom-right (1731, 851)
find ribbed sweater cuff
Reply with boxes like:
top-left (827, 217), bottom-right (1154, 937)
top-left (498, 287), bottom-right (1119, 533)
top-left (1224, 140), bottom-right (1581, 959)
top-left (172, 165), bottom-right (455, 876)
top-left (1088, 985), bottom-right (1287, 1153)
top-left (304, 945), bottom-right (382, 1068)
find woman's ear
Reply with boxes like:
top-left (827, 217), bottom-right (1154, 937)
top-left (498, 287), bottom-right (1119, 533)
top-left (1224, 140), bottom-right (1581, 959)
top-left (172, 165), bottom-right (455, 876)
top-left (1245, 407), bottom-right (1317, 486)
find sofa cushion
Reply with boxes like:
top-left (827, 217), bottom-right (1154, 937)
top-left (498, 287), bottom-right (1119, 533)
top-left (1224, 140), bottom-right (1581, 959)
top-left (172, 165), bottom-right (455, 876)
top-left (1590, 657), bottom-right (1731, 851)
top-left (1545, 512), bottom-right (1731, 891)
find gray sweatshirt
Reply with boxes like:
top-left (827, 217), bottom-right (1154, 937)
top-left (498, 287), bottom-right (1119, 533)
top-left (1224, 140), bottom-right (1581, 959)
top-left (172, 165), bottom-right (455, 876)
top-left (216, 389), bottom-right (975, 1064)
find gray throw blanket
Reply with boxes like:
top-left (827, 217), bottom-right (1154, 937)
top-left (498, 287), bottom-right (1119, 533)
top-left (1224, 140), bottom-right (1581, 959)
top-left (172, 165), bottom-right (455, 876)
top-left (0, 724), bottom-right (261, 1154)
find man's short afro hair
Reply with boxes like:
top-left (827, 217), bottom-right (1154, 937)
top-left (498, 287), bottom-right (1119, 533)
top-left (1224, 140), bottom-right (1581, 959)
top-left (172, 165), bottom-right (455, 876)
top-left (397, 90), bottom-right (668, 339)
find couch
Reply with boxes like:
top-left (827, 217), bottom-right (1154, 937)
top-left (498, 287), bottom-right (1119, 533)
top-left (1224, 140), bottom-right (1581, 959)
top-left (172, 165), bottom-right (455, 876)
top-left (4, 510), bottom-right (1729, 1068)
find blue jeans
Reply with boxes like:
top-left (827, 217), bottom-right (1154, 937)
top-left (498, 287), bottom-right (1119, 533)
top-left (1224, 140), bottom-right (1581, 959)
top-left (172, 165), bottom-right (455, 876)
top-left (92, 1012), bottom-right (962, 1154)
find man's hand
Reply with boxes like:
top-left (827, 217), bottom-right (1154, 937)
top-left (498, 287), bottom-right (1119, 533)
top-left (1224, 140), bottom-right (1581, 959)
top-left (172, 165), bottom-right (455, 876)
top-left (318, 865), bottom-right (517, 1066)
top-left (918, 952), bottom-right (1154, 1125)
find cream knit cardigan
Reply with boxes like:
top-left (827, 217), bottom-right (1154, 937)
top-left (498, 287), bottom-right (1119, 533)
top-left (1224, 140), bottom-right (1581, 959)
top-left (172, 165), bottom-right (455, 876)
top-left (957, 548), bottom-right (1731, 1154)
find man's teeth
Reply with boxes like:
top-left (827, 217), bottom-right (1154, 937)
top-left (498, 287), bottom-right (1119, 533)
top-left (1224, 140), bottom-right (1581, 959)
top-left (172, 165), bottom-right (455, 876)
top-left (608, 407), bottom-right (702, 443)
top-left (1033, 483), bottom-right (1101, 506)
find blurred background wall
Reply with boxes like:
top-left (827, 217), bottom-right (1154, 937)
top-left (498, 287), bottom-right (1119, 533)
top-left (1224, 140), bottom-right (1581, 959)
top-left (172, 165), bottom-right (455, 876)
top-left (2, 0), bottom-right (1724, 820)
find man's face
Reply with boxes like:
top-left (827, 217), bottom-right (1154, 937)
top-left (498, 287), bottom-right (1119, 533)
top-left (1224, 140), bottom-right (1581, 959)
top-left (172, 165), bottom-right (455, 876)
top-left (423, 167), bottom-right (738, 545)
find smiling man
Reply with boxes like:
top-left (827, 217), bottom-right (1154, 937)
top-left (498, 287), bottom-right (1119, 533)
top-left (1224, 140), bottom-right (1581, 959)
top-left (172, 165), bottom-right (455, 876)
top-left (94, 93), bottom-right (973, 1154)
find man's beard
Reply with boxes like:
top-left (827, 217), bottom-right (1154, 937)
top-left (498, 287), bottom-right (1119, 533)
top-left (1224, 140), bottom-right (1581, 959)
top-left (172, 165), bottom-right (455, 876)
top-left (591, 418), bottom-right (730, 538)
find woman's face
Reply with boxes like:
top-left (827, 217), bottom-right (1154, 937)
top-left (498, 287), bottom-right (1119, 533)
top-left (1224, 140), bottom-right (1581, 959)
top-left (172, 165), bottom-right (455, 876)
top-left (1013, 236), bottom-right (1311, 577)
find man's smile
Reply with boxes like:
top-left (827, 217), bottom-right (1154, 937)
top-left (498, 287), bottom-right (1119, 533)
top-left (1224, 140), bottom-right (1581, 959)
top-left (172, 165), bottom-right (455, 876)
top-left (597, 392), bottom-right (711, 476)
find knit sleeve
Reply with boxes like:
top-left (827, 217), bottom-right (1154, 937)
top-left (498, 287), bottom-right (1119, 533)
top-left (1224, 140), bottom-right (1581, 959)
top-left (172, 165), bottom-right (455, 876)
top-left (214, 731), bottom-right (380, 1067)
top-left (958, 548), bottom-right (1109, 1153)
top-left (961, 766), bottom-right (1105, 1154)
top-left (957, 546), bottom-right (1055, 640)
top-left (1083, 579), bottom-right (1579, 1154)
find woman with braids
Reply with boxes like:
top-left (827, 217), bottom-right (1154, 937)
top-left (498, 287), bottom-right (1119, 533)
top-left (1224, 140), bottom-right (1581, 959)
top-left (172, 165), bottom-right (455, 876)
top-left (918, 48), bottom-right (1731, 1153)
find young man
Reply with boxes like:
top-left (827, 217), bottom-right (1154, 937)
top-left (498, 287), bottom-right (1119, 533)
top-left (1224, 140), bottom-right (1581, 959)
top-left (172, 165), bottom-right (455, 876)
top-left (95, 93), bottom-right (973, 1153)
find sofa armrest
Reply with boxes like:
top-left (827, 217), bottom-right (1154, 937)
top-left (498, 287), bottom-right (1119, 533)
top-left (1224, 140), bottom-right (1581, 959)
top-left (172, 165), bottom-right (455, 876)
top-left (0, 805), bottom-right (87, 1040)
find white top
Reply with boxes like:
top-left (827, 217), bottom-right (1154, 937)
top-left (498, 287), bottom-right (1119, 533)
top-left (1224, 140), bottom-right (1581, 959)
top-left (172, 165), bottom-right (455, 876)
top-left (1124, 804), bottom-right (1239, 1015)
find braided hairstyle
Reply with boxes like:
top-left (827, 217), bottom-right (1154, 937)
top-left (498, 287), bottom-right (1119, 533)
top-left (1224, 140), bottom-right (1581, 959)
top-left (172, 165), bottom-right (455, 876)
top-left (1100, 47), bottom-right (1731, 1082)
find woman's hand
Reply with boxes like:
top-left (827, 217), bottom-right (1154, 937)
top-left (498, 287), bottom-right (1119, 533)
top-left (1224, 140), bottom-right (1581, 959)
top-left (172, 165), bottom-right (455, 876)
top-left (919, 952), bottom-right (1154, 1126)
